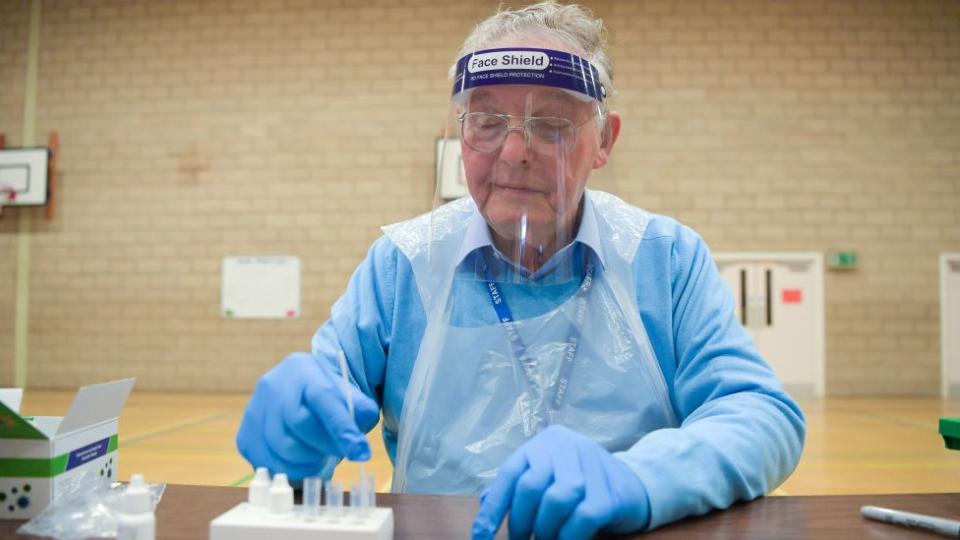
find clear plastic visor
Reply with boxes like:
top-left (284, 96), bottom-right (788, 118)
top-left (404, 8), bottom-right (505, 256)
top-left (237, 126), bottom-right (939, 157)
top-left (433, 84), bottom-right (606, 287)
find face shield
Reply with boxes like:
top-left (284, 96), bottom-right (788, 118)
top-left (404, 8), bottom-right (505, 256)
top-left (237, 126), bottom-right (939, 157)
top-left (434, 47), bottom-right (609, 287)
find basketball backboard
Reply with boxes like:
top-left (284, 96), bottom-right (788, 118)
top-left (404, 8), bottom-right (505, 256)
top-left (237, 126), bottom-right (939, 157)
top-left (0, 148), bottom-right (49, 206)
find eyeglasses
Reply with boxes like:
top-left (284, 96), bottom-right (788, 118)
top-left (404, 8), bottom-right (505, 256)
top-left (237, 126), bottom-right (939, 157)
top-left (458, 111), bottom-right (602, 155)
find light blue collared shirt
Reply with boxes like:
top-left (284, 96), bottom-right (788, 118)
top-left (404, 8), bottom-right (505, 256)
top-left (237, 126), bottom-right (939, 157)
top-left (455, 194), bottom-right (607, 282)
top-left (303, 191), bottom-right (804, 530)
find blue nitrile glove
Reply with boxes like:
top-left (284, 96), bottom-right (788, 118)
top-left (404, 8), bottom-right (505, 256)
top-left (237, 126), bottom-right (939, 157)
top-left (472, 425), bottom-right (650, 540)
top-left (236, 352), bottom-right (380, 483)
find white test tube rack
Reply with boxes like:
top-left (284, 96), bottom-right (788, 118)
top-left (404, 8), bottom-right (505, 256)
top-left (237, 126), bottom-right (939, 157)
top-left (209, 468), bottom-right (393, 540)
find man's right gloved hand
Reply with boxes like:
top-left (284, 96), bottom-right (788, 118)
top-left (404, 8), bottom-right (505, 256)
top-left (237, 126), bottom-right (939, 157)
top-left (236, 352), bottom-right (380, 482)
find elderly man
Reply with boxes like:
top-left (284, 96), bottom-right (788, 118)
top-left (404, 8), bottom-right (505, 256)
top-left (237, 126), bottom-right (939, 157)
top-left (237, 2), bottom-right (805, 539)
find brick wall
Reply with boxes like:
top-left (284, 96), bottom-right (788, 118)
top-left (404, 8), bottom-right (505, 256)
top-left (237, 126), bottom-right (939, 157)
top-left (0, 0), bottom-right (29, 387)
top-left (593, 1), bottom-right (959, 394)
top-left (0, 0), bottom-right (957, 394)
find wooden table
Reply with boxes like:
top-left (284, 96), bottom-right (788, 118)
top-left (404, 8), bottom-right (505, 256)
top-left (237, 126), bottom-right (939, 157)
top-left (2, 486), bottom-right (957, 539)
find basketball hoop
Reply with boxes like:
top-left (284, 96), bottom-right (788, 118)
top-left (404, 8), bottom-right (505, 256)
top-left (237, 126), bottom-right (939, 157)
top-left (0, 185), bottom-right (16, 218)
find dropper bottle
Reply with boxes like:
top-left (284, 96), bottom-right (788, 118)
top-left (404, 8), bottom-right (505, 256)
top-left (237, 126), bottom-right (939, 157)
top-left (247, 467), bottom-right (270, 508)
top-left (117, 474), bottom-right (155, 540)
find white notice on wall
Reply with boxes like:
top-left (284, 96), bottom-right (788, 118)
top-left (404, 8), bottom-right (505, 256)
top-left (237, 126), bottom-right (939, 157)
top-left (221, 256), bottom-right (301, 319)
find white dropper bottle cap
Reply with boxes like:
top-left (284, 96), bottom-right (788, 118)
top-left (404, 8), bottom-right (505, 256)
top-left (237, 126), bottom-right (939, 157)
top-left (122, 474), bottom-right (152, 514)
top-left (267, 473), bottom-right (294, 514)
top-left (248, 467), bottom-right (270, 507)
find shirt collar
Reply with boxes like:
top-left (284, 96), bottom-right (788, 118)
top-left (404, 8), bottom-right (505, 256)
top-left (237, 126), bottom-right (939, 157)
top-left (454, 191), bottom-right (607, 272)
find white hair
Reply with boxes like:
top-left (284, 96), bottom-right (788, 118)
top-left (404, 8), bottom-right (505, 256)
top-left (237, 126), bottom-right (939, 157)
top-left (450, 1), bottom-right (615, 97)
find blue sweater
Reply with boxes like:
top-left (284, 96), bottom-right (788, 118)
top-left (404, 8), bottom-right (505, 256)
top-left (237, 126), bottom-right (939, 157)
top-left (310, 206), bottom-right (805, 529)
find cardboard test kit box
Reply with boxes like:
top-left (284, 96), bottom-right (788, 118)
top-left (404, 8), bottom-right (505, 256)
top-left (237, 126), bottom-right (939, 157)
top-left (0, 378), bottom-right (135, 519)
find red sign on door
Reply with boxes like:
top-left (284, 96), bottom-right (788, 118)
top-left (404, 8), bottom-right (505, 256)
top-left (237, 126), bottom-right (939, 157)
top-left (782, 289), bottom-right (803, 304)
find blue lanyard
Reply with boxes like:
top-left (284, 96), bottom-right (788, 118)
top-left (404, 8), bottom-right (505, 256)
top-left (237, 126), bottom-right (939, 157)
top-left (483, 260), bottom-right (595, 411)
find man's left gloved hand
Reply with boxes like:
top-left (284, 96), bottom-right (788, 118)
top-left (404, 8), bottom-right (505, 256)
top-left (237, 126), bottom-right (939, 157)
top-left (472, 425), bottom-right (650, 540)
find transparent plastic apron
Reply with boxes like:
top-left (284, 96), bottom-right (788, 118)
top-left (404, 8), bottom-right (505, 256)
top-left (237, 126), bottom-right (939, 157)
top-left (387, 191), bottom-right (678, 494)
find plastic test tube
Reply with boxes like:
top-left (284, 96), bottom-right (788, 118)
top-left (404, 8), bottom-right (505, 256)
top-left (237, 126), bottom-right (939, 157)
top-left (303, 476), bottom-right (322, 519)
top-left (325, 480), bottom-right (344, 515)
top-left (350, 480), bottom-right (362, 510)
top-left (349, 470), bottom-right (376, 513)
top-left (366, 472), bottom-right (376, 508)
top-left (356, 462), bottom-right (368, 506)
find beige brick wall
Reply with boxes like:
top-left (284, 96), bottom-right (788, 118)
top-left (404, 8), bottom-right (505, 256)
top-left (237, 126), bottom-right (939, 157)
top-left (0, 0), bottom-right (30, 387)
top-left (1, 0), bottom-right (957, 395)
top-left (593, 0), bottom-right (959, 395)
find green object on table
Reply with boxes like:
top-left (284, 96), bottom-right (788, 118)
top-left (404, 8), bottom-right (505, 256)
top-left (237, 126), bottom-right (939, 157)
top-left (939, 417), bottom-right (960, 450)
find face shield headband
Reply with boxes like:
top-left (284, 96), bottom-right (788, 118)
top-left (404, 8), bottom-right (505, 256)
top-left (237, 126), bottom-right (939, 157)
top-left (452, 47), bottom-right (607, 104)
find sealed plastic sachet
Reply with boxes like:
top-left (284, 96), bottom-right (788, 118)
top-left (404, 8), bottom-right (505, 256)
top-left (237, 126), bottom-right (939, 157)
top-left (17, 470), bottom-right (165, 540)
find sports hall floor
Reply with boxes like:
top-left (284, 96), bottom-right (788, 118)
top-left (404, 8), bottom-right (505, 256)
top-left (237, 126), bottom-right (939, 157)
top-left (18, 392), bottom-right (960, 495)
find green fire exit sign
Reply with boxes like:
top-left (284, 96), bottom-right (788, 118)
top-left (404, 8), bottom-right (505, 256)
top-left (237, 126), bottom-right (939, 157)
top-left (827, 251), bottom-right (859, 270)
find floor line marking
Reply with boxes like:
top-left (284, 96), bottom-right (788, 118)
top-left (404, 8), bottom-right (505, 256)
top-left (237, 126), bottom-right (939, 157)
top-left (231, 473), bottom-right (254, 487)
top-left (119, 413), bottom-right (229, 447)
